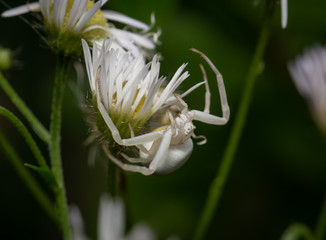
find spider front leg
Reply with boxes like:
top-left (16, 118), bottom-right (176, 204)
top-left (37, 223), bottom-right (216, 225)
top-left (102, 131), bottom-right (173, 176)
top-left (190, 48), bottom-right (230, 125)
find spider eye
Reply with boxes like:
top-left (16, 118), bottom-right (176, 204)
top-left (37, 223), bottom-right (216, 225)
top-left (184, 123), bottom-right (195, 135)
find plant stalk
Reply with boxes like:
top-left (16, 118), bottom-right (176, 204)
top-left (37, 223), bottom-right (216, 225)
top-left (0, 130), bottom-right (58, 224)
top-left (0, 72), bottom-right (50, 143)
top-left (49, 54), bottom-right (71, 240)
top-left (193, 2), bottom-right (275, 239)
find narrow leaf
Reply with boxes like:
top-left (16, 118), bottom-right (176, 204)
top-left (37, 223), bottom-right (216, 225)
top-left (25, 163), bottom-right (59, 190)
top-left (0, 106), bottom-right (50, 170)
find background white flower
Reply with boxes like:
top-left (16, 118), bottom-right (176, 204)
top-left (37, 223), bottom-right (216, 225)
top-left (288, 45), bottom-right (326, 133)
top-left (2, 0), bottom-right (158, 56)
top-left (281, 0), bottom-right (288, 29)
top-left (70, 195), bottom-right (156, 240)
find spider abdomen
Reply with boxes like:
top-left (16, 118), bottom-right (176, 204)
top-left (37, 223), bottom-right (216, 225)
top-left (154, 138), bottom-right (193, 175)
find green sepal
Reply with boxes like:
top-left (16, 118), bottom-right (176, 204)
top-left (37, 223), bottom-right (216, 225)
top-left (25, 163), bottom-right (59, 191)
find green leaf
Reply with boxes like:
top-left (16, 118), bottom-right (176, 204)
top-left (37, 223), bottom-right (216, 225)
top-left (25, 163), bottom-right (58, 190)
top-left (0, 106), bottom-right (50, 170)
top-left (0, 130), bottom-right (58, 224)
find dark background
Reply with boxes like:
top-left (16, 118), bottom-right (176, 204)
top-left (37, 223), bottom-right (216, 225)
top-left (1, 0), bottom-right (326, 239)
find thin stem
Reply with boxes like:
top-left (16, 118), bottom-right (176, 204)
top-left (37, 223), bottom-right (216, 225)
top-left (49, 54), bottom-right (71, 240)
top-left (107, 153), bottom-right (119, 197)
top-left (0, 72), bottom-right (50, 143)
top-left (0, 106), bottom-right (50, 170)
top-left (0, 130), bottom-right (58, 224)
top-left (315, 192), bottom-right (326, 240)
top-left (281, 222), bottom-right (314, 240)
top-left (193, 3), bottom-right (274, 240)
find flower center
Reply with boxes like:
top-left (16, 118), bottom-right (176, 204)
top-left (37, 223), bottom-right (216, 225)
top-left (45, 0), bottom-right (108, 56)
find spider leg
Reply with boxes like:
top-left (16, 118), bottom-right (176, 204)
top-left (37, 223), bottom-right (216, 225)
top-left (128, 122), bottom-right (150, 154)
top-left (161, 80), bottom-right (205, 108)
top-left (174, 94), bottom-right (188, 110)
top-left (102, 131), bottom-right (172, 175)
top-left (120, 152), bottom-right (152, 164)
top-left (146, 130), bottom-right (173, 174)
top-left (117, 129), bottom-right (163, 164)
top-left (102, 145), bottom-right (154, 175)
top-left (96, 77), bottom-right (164, 146)
top-left (192, 132), bottom-right (207, 145)
top-left (189, 48), bottom-right (230, 125)
top-left (199, 64), bottom-right (210, 113)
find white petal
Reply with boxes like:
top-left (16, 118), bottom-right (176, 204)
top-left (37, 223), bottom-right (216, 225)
top-left (69, 206), bottom-right (89, 240)
top-left (281, 0), bottom-right (288, 29)
top-left (102, 10), bottom-right (150, 30)
top-left (82, 24), bottom-right (108, 34)
top-left (101, 0), bottom-right (108, 6)
top-left (1, 2), bottom-right (40, 17)
top-left (74, 0), bottom-right (102, 32)
top-left (67, 0), bottom-right (88, 28)
top-left (100, 62), bottom-right (109, 110)
top-left (53, 0), bottom-right (68, 27)
top-left (153, 63), bottom-right (189, 110)
top-left (125, 223), bottom-right (156, 240)
top-left (109, 28), bottom-right (155, 49)
top-left (98, 195), bottom-right (124, 240)
top-left (112, 36), bottom-right (142, 58)
top-left (39, 0), bottom-right (51, 22)
top-left (82, 39), bottom-right (95, 92)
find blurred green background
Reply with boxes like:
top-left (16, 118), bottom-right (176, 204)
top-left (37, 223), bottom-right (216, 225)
top-left (1, 0), bottom-right (326, 239)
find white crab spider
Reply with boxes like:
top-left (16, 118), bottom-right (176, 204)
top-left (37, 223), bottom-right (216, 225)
top-left (99, 48), bottom-right (230, 175)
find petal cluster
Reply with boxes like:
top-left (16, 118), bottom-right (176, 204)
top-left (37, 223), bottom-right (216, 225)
top-left (82, 39), bottom-right (189, 140)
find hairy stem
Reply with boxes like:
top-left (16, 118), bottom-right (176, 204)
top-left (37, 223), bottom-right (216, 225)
top-left (0, 130), bottom-right (58, 223)
top-left (0, 72), bottom-right (50, 143)
top-left (193, 2), bottom-right (275, 239)
top-left (49, 55), bottom-right (71, 240)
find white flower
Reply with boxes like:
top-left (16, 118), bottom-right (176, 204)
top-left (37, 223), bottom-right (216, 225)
top-left (2, 0), bottom-right (157, 56)
top-left (281, 0), bottom-right (288, 29)
top-left (70, 195), bottom-right (156, 240)
top-left (101, 11), bottom-right (159, 58)
top-left (98, 195), bottom-right (156, 240)
top-left (82, 39), bottom-right (194, 142)
top-left (288, 45), bottom-right (326, 133)
top-left (69, 205), bottom-right (90, 240)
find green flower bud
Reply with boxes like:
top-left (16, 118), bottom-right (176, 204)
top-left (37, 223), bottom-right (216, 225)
top-left (0, 47), bottom-right (12, 71)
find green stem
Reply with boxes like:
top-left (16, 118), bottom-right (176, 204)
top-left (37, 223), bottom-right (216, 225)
top-left (193, 3), bottom-right (274, 240)
top-left (107, 152), bottom-right (119, 197)
top-left (315, 192), bottom-right (326, 240)
top-left (281, 222), bottom-right (314, 240)
top-left (0, 130), bottom-right (58, 224)
top-left (0, 106), bottom-right (50, 170)
top-left (0, 72), bottom-right (50, 143)
top-left (49, 55), bottom-right (70, 240)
